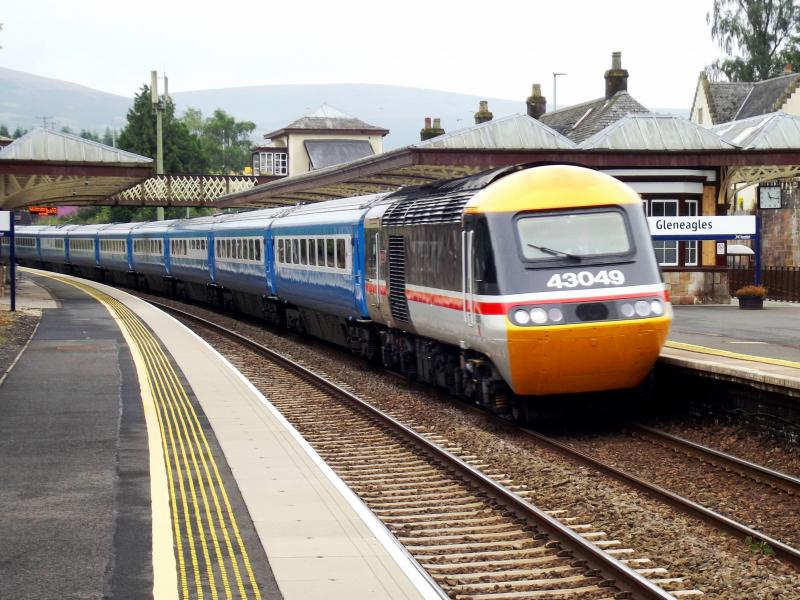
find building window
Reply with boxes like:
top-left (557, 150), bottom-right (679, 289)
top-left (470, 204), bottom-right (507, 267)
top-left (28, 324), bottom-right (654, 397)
top-left (685, 200), bottom-right (698, 266)
top-left (649, 199), bottom-right (679, 266)
top-left (254, 152), bottom-right (288, 176)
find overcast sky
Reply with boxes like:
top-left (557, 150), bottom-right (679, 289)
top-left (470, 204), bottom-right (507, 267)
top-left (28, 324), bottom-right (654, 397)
top-left (3, 0), bottom-right (721, 110)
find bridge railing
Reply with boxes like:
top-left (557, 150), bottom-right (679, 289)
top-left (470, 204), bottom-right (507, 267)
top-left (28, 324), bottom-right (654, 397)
top-left (111, 175), bottom-right (259, 206)
top-left (730, 265), bottom-right (800, 302)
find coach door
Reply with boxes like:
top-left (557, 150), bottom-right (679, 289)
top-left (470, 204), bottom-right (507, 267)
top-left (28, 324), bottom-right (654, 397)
top-left (461, 228), bottom-right (477, 328)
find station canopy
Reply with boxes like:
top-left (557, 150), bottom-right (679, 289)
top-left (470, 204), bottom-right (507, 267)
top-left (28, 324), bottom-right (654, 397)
top-left (578, 114), bottom-right (737, 151)
top-left (0, 128), bottom-right (153, 210)
top-left (217, 114), bottom-right (577, 207)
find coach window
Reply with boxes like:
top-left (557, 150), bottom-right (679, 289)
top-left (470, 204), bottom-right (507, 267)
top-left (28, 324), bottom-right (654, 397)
top-left (316, 239), bottom-right (324, 265)
top-left (289, 239), bottom-right (297, 264)
top-left (326, 239), bottom-right (335, 267)
top-left (299, 239), bottom-right (307, 265)
top-left (308, 240), bottom-right (316, 266)
top-left (336, 239), bottom-right (346, 269)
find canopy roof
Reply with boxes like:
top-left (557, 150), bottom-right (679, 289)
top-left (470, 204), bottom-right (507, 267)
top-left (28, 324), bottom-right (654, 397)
top-left (0, 128), bottom-right (153, 210)
top-left (712, 111), bottom-right (800, 149)
top-left (578, 114), bottom-right (737, 151)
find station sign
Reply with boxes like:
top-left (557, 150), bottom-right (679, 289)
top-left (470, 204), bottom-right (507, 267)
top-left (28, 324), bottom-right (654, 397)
top-left (28, 206), bottom-right (58, 216)
top-left (647, 216), bottom-right (757, 240)
top-left (0, 211), bottom-right (10, 233)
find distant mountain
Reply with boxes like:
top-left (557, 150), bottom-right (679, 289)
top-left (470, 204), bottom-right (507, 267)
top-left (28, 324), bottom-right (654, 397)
top-left (0, 67), bottom-right (690, 149)
top-left (0, 67), bottom-right (131, 133)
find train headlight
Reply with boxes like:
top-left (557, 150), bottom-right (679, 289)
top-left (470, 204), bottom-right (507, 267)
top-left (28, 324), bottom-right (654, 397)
top-left (634, 300), bottom-right (651, 317)
top-left (650, 300), bottom-right (664, 316)
top-left (529, 308), bottom-right (548, 324)
top-left (512, 309), bottom-right (531, 325)
top-left (548, 308), bottom-right (564, 322)
top-left (620, 303), bottom-right (635, 318)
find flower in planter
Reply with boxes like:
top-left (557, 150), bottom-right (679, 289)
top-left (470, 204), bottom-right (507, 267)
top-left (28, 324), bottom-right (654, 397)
top-left (734, 285), bottom-right (768, 298)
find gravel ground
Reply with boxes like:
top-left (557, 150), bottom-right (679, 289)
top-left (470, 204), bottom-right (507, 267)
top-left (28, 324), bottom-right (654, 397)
top-left (0, 310), bottom-right (40, 382)
top-left (147, 295), bottom-right (800, 599)
top-left (560, 429), bottom-right (800, 548)
top-left (655, 418), bottom-right (800, 479)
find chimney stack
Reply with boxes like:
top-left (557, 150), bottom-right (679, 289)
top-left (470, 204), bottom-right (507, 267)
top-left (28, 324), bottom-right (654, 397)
top-left (604, 51), bottom-right (629, 99)
top-left (474, 100), bottom-right (493, 124)
top-left (420, 117), bottom-right (445, 141)
top-left (526, 84), bottom-right (547, 119)
top-left (785, 63), bottom-right (794, 74)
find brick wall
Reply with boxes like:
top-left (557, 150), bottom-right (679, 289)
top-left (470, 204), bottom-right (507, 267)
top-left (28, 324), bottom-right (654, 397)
top-left (662, 269), bottom-right (730, 304)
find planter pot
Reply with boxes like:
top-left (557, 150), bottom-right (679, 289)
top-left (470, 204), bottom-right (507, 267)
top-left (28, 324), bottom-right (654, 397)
top-left (738, 295), bottom-right (764, 310)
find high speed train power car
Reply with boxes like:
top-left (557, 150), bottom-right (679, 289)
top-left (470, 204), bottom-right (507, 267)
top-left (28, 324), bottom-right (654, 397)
top-left (6, 165), bottom-right (672, 418)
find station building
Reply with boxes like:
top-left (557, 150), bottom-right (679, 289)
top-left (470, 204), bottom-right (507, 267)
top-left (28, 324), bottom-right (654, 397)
top-left (251, 104), bottom-right (389, 180)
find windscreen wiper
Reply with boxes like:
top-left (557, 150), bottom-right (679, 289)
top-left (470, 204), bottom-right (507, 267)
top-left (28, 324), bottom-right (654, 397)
top-left (527, 243), bottom-right (581, 260)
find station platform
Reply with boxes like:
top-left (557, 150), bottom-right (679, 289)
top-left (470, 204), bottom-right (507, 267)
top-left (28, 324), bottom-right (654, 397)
top-left (0, 270), bottom-right (441, 600)
top-left (664, 301), bottom-right (800, 396)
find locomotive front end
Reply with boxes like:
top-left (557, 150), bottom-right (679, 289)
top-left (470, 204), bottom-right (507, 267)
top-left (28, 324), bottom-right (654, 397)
top-left (466, 165), bottom-right (672, 396)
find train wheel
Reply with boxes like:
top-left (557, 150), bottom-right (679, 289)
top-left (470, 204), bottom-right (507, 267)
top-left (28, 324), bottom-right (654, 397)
top-left (510, 396), bottom-right (530, 425)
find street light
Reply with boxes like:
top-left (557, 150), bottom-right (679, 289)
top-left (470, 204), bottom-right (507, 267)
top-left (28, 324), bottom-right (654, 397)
top-left (553, 72), bottom-right (567, 112)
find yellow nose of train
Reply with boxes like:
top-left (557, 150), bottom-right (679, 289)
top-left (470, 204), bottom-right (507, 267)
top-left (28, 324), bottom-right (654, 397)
top-left (466, 165), bottom-right (673, 396)
top-left (506, 315), bottom-right (671, 395)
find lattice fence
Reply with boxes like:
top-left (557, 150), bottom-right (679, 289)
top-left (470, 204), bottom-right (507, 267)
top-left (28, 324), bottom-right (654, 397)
top-left (112, 175), bottom-right (258, 205)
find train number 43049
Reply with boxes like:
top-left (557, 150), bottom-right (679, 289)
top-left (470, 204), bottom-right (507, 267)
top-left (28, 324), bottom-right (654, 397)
top-left (546, 269), bottom-right (625, 289)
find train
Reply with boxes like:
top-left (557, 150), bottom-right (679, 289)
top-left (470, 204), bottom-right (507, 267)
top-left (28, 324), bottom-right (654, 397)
top-left (4, 164), bottom-right (672, 420)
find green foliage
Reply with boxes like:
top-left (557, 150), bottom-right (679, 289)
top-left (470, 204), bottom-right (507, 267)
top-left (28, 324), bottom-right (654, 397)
top-left (58, 205), bottom-right (214, 225)
top-left (12, 126), bottom-right (28, 139)
top-left (0, 125), bottom-right (9, 137)
top-left (707, 0), bottom-right (800, 81)
top-left (117, 84), bottom-right (209, 174)
top-left (745, 536), bottom-right (775, 556)
top-left (79, 129), bottom-right (101, 142)
top-left (180, 108), bottom-right (255, 174)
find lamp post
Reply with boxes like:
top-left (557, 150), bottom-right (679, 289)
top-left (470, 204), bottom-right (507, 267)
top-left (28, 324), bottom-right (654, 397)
top-left (553, 72), bottom-right (566, 111)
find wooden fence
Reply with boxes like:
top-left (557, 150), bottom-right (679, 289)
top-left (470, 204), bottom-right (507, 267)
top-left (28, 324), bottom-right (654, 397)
top-left (729, 266), bottom-right (800, 302)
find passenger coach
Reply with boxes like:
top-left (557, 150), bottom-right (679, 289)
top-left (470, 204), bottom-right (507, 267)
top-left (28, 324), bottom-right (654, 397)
top-left (10, 165), bottom-right (672, 419)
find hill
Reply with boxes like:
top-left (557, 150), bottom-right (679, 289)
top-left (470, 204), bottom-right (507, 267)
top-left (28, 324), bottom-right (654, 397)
top-left (0, 67), bottom-right (689, 149)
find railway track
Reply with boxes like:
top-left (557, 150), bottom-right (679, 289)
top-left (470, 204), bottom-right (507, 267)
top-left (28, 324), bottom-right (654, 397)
top-left (151, 300), bottom-right (697, 600)
top-left (482, 419), bottom-right (800, 567)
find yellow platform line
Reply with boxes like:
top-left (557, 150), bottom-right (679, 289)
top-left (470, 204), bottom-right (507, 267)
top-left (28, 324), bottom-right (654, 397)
top-left (665, 340), bottom-right (800, 370)
top-left (30, 271), bottom-right (261, 599)
top-left (124, 304), bottom-right (259, 600)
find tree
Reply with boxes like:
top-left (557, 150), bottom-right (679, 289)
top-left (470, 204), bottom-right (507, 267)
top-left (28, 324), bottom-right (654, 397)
top-left (117, 84), bottom-right (208, 174)
top-left (0, 125), bottom-right (9, 137)
top-left (708, 0), bottom-right (800, 81)
top-left (12, 127), bottom-right (27, 139)
top-left (101, 128), bottom-right (116, 147)
top-left (181, 108), bottom-right (255, 174)
top-left (79, 129), bottom-right (101, 142)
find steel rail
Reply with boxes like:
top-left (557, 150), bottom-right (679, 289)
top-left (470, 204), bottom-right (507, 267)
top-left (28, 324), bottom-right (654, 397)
top-left (513, 424), bottom-right (800, 569)
top-left (630, 423), bottom-right (800, 494)
top-left (150, 299), bottom-right (676, 600)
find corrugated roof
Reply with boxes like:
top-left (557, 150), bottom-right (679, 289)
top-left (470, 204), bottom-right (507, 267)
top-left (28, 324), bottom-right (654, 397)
top-left (414, 114), bottom-right (576, 150)
top-left (735, 73), bottom-right (800, 119)
top-left (539, 91), bottom-right (651, 143)
top-left (264, 103), bottom-right (389, 138)
top-left (304, 139), bottom-right (375, 169)
top-left (712, 111), bottom-right (800, 149)
top-left (579, 114), bottom-right (737, 150)
top-left (0, 128), bottom-right (152, 163)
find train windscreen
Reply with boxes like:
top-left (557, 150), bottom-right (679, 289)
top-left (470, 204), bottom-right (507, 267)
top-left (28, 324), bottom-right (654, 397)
top-left (516, 211), bottom-right (630, 261)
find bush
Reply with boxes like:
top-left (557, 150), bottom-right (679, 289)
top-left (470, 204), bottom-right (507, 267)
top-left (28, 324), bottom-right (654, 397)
top-left (735, 285), bottom-right (768, 298)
